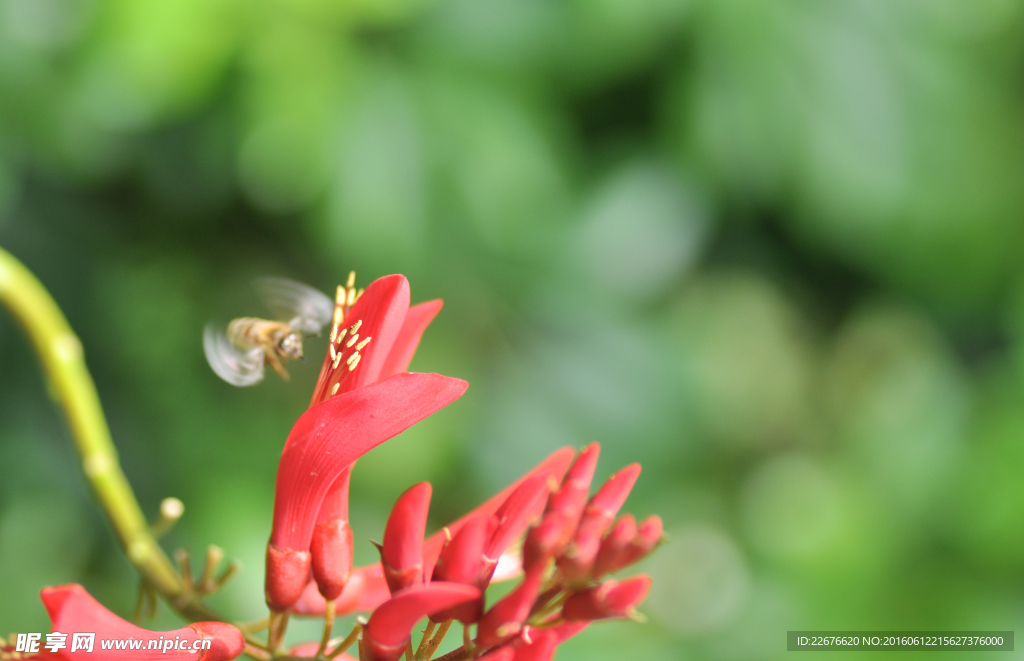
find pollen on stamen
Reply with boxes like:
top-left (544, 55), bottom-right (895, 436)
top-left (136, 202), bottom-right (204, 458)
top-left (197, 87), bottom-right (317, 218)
top-left (346, 287), bottom-right (356, 307)
top-left (350, 319), bottom-right (363, 333)
top-left (346, 351), bottom-right (359, 365)
top-left (336, 328), bottom-right (347, 344)
top-left (356, 336), bottom-right (371, 350)
top-left (346, 271), bottom-right (356, 289)
top-left (335, 286), bottom-right (346, 306)
top-left (348, 354), bottom-right (361, 371)
top-left (332, 352), bottom-right (342, 369)
top-left (330, 323), bottom-right (339, 343)
top-left (346, 333), bottom-right (359, 348)
top-left (329, 344), bottom-right (337, 361)
top-left (330, 383), bottom-right (340, 396)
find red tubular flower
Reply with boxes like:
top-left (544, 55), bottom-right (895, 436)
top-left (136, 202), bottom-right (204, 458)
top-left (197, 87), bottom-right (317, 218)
top-left (362, 583), bottom-right (480, 661)
top-left (430, 515), bottom-right (488, 623)
top-left (380, 482), bottom-right (432, 594)
top-left (562, 575), bottom-right (651, 621)
top-left (38, 585), bottom-right (243, 661)
top-left (286, 448), bottom-right (577, 618)
top-left (558, 463), bottom-right (641, 582)
top-left (300, 275), bottom-right (447, 604)
top-left (590, 514), bottom-right (637, 579)
top-left (266, 372), bottom-right (467, 611)
top-left (476, 565), bottom-right (546, 648)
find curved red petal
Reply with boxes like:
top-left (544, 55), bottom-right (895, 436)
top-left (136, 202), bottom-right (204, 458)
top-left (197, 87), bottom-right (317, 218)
top-left (378, 299), bottom-right (444, 380)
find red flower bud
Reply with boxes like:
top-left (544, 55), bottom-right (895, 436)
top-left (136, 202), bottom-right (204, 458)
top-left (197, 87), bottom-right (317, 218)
top-left (476, 565), bottom-right (545, 648)
top-left (480, 473), bottom-right (552, 581)
top-left (562, 575), bottom-right (651, 621)
top-left (559, 464), bottom-right (640, 582)
top-left (545, 443), bottom-right (600, 525)
top-left (40, 584), bottom-right (244, 661)
top-left (380, 482), bottom-right (432, 594)
top-left (590, 514), bottom-right (637, 579)
top-left (421, 447), bottom-right (576, 580)
top-left (620, 515), bottom-right (663, 567)
top-left (265, 544), bottom-right (312, 612)
top-left (522, 514), bottom-right (568, 569)
top-left (511, 629), bottom-right (558, 661)
top-left (311, 465), bottom-right (354, 601)
top-left (362, 583), bottom-right (480, 661)
top-left (430, 516), bottom-right (488, 623)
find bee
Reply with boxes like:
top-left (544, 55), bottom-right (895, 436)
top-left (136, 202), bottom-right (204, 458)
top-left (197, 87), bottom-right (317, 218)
top-left (204, 277), bottom-right (334, 386)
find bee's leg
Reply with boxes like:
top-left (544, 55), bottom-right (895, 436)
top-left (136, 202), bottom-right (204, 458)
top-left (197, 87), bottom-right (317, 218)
top-left (265, 352), bottom-right (291, 382)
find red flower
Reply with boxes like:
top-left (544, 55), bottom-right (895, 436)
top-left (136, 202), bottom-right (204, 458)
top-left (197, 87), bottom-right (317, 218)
top-left (266, 274), bottom-right (467, 611)
top-left (33, 584), bottom-right (243, 661)
top-left (361, 583), bottom-right (480, 661)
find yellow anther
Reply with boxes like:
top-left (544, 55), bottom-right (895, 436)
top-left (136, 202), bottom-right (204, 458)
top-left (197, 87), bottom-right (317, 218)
top-left (331, 383), bottom-right (340, 396)
top-left (336, 286), bottom-right (346, 306)
top-left (356, 336), bottom-right (371, 350)
top-left (346, 333), bottom-right (359, 348)
top-left (337, 328), bottom-right (347, 344)
top-left (334, 306), bottom-right (344, 325)
top-left (350, 319), bottom-right (363, 333)
top-left (329, 344), bottom-right (337, 361)
top-left (330, 323), bottom-right (339, 343)
top-left (346, 351), bottom-right (360, 365)
top-left (348, 354), bottom-right (361, 371)
top-left (346, 287), bottom-right (356, 307)
top-left (332, 352), bottom-right (342, 369)
top-left (346, 271), bottom-right (356, 289)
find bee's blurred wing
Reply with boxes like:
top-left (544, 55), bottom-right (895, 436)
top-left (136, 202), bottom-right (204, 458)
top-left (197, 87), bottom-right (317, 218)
top-left (203, 325), bottom-right (266, 386)
top-left (254, 277), bottom-right (334, 335)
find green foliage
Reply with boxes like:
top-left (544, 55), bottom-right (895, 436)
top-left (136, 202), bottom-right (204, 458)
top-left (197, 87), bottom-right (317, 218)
top-left (3, 0), bottom-right (1024, 657)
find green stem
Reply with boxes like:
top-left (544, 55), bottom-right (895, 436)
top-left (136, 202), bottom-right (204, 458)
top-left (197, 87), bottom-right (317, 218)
top-left (0, 247), bottom-right (219, 621)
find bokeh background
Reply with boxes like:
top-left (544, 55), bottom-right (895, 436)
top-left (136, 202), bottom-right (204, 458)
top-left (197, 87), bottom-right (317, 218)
top-left (2, 0), bottom-right (1024, 658)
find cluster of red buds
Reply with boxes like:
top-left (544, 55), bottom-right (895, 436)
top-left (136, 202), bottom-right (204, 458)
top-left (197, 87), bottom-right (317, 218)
top-left (12, 273), bottom-right (662, 661)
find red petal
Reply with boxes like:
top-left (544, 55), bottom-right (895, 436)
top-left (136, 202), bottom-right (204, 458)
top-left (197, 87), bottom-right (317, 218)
top-left (430, 515), bottom-right (489, 623)
top-left (476, 565), bottom-right (545, 648)
top-left (39, 584), bottom-right (243, 661)
top-left (511, 629), bottom-right (558, 661)
top-left (562, 575), bottom-right (651, 621)
top-left (290, 565), bottom-right (390, 616)
top-left (591, 514), bottom-right (637, 579)
top-left (378, 299), bottom-right (444, 380)
top-left (310, 519), bottom-right (353, 601)
top-left (311, 275), bottom-right (411, 403)
top-left (422, 447), bottom-right (576, 579)
top-left (363, 583), bottom-right (480, 661)
top-left (477, 648), bottom-right (515, 661)
top-left (381, 482), bottom-right (432, 594)
top-left (545, 443), bottom-right (600, 523)
top-left (268, 372), bottom-right (467, 608)
top-left (486, 473), bottom-right (553, 562)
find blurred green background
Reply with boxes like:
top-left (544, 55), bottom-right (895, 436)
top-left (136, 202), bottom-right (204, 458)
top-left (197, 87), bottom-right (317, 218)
top-left (2, 0), bottom-right (1024, 658)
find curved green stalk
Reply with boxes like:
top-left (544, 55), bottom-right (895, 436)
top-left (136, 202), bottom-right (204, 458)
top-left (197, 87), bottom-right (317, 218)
top-left (0, 247), bottom-right (184, 596)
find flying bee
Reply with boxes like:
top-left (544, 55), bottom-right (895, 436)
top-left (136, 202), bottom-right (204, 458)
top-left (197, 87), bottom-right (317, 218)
top-left (204, 277), bottom-right (334, 386)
